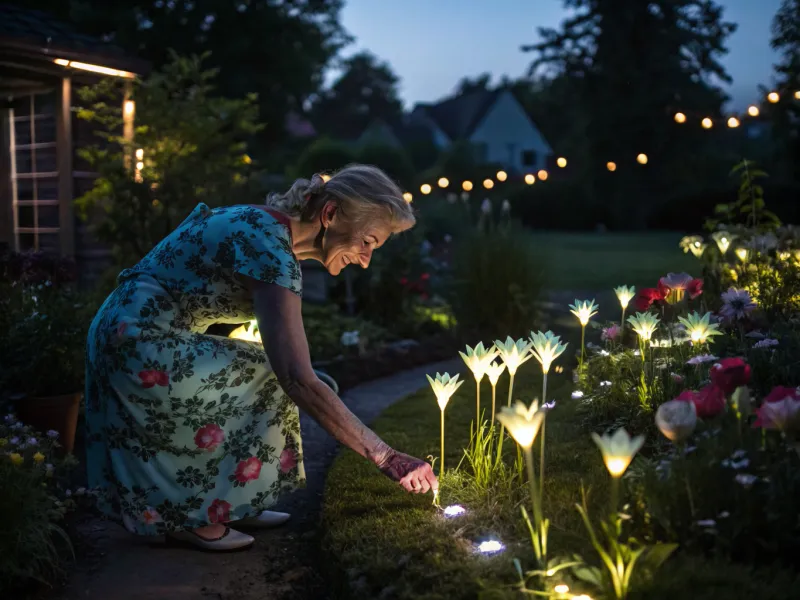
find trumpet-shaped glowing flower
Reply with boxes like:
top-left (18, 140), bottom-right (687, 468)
top-left (658, 273), bottom-right (703, 303)
top-left (614, 286), bottom-right (636, 310)
top-left (680, 235), bottom-right (706, 258)
top-left (459, 342), bottom-right (499, 381)
top-left (569, 299), bottom-right (599, 326)
top-left (426, 372), bottom-right (464, 411)
top-left (529, 331), bottom-right (568, 374)
top-left (591, 428), bottom-right (645, 478)
top-left (495, 400), bottom-right (546, 448)
top-left (678, 311), bottom-right (723, 344)
top-left (627, 312), bottom-right (660, 341)
top-left (494, 336), bottom-right (533, 375)
top-left (485, 361), bottom-right (506, 386)
top-left (655, 400), bottom-right (697, 443)
top-left (712, 231), bottom-right (735, 254)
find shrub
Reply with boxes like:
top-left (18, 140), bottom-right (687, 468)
top-left (447, 227), bottom-right (546, 338)
top-left (356, 143), bottom-right (415, 188)
top-left (293, 137), bottom-right (357, 178)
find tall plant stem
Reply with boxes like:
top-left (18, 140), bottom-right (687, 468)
top-left (491, 384), bottom-right (496, 419)
top-left (621, 306), bottom-right (627, 332)
top-left (440, 410), bottom-right (445, 478)
top-left (495, 372), bottom-right (516, 468)
top-left (610, 475), bottom-right (620, 517)
top-left (539, 372), bottom-right (548, 505)
top-left (475, 378), bottom-right (481, 426)
top-left (524, 445), bottom-right (544, 563)
top-left (580, 325), bottom-right (586, 373)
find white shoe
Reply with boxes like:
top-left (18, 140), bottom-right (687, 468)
top-left (235, 510), bottom-right (291, 529)
top-left (166, 527), bottom-right (254, 551)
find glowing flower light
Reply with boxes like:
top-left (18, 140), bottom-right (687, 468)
top-left (427, 372), bottom-right (464, 476)
top-left (494, 337), bottom-right (533, 376)
top-left (485, 361), bottom-right (506, 417)
top-left (658, 272), bottom-right (702, 304)
top-left (711, 231), bottom-right (734, 254)
top-left (679, 235), bottom-right (706, 258)
top-left (627, 312), bottom-right (660, 342)
top-left (591, 428), bottom-right (644, 478)
top-left (570, 299), bottom-right (599, 326)
top-left (496, 401), bottom-right (545, 449)
top-left (460, 342), bottom-right (500, 423)
top-left (677, 311), bottom-right (723, 344)
top-left (655, 400), bottom-right (697, 443)
top-left (614, 285), bottom-right (635, 329)
top-left (735, 247), bottom-right (749, 263)
top-left (529, 331), bottom-right (568, 378)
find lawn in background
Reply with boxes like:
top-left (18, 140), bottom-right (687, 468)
top-left (531, 231), bottom-right (697, 291)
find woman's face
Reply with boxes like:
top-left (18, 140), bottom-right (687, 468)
top-left (319, 202), bottom-right (393, 276)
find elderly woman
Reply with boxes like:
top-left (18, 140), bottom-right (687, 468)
top-left (85, 165), bottom-right (437, 551)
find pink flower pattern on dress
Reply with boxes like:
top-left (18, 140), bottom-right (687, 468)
top-left (207, 499), bottom-right (232, 523)
top-left (234, 457), bottom-right (262, 484)
top-left (279, 448), bottom-right (297, 473)
top-left (194, 423), bottom-right (225, 451)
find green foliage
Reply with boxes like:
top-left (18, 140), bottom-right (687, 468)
top-left (301, 304), bottom-right (390, 361)
top-left (448, 227), bottom-right (546, 338)
top-left (356, 143), bottom-right (415, 188)
top-left (74, 52), bottom-right (263, 267)
top-left (707, 160), bottom-right (781, 231)
top-left (292, 137), bottom-right (357, 179)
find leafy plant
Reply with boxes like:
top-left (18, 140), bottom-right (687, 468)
top-left (706, 160), bottom-right (781, 233)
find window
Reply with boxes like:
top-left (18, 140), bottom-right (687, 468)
top-left (9, 92), bottom-right (60, 252)
top-left (521, 149), bottom-right (537, 167)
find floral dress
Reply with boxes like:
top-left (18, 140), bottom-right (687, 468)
top-left (85, 203), bottom-right (305, 536)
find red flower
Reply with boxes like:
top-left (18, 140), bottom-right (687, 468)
top-left (139, 370), bottom-right (169, 388)
top-left (399, 277), bottom-right (408, 285)
top-left (710, 358), bottom-right (751, 395)
top-left (420, 273), bottom-right (430, 281)
top-left (634, 288), bottom-right (665, 311)
top-left (686, 278), bottom-right (703, 299)
top-left (763, 386), bottom-right (800, 404)
top-left (676, 385), bottom-right (726, 419)
top-left (279, 448), bottom-right (297, 473)
top-left (207, 499), bottom-right (232, 523)
top-left (194, 423), bottom-right (225, 451)
top-left (234, 456), bottom-right (262, 483)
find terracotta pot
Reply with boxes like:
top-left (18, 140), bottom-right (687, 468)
top-left (16, 392), bottom-right (82, 454)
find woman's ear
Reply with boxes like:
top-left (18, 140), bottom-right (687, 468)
top-left (320, 200), bottom-right (338, 228)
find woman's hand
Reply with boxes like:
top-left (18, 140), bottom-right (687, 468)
top-left (377, 449), bottom-right (438, 494)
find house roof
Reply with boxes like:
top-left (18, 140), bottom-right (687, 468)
top-left (0, 4), bottom-right (148, 74)
top-left (415, 89), bottom-right (503, 141)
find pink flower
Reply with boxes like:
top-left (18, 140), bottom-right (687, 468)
top-left (676, 385), bottom-right (726, 419)
top-left (207, 499), bottom-right (232, 523)
top-left (279, 448), bottom-right (298, 473)
top-left (670, 372), bottom-right (684, 384)
top-left (634, 287), bottom-right (665, 311)
top-left (686, 278), bottom-right (703, 299)
top-left (763, 386), bottom-right (800, 404)
top-left (139, 370), bottom-right (169, 388)
top-left (710, 358), bottom-right (751, 395)
top-left (601, 324), bottom-right (621, 342)
top-left (659, 272), bottom-right (694, 291)
top-left (142, 507), bottom-right (161, 525)
top-left (234, 457), bottom-right (262, 483)
top-left (194, 424), bottom-right (225, 451)
top-left (658, 273), bottom-right (702, 303)
top-left (754, 397), bottom-right (800, 431)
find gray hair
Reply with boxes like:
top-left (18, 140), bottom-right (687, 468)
top-left (266, 164), bottom-right (415, 233)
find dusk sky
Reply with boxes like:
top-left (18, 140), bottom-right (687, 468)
top-left (336, 0), bottom-right (783, 112)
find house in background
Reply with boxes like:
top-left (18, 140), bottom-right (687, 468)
top-left (408, 88), bottom-right (553, 173)
top-left (0, 4), bottom-right (147, 281)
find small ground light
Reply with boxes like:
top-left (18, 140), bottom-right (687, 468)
top-left (537, 169), bottom-right (548, 181)
top-left (636, 153), bottom-right (648, 165)
top-left (727, 117), bottom-right (740, 128)
top-left (748, 105), bottom-right (760, 117)
top-left (443, 505), bottom-right (466, 517)
top-left (462, 180), bottom-right (473, 191)
top-left (674, 112), bottom-right (686, 123)
top-left (557, 157), bottom-right (567, 168)
top-left (421, 183), bottom-right (432, 195)
top-left (496, 170), bottom-right (507, 182)
top-left (524, 173), bottom-right (535, 185)
top-left (553, 584), bottom-right (570, 594)
top-left (768, 91), bottom-right (780, 103)
top-left (571, 390), bottom-right (584, 399)
top-left (476, 540), bottom-right (504, 555)
top-left (607, 161), bottom-right (617, 172)
top-left (483, 178), bottom-right (494, 189)
top-left (402, 192), bottom-right (413, 203)
top-left (702, 117), bottom-right (713, 129)
top-left (438, 177), bottom-right (449, 188)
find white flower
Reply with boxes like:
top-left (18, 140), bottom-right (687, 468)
top-left (529, 330), bottom-right (568, 375)
top-left (720, 288), bottom-right (757, 321)
top-left (459, 342), bottom-right (500, 381)
top-left (493, 336), bottom-right (534, 375)
top-left (9, 437), bottom-right (19, 445)
top-left (426, 372), bottom-right (464, 411)
top-left (600, 380), bottom-right (612, 387)
top-left (495, 400), bottom-right (545, 448)
top-left (571, 390), bottom-right (585, 399)
top-left (687, 354), bottom-right (719, 365)
top-left (753, 338), bottom-right (778, 349)
top-left (655, 400), bottom-right (697, 443)
top-left (735, 474), bottom-right (758, 488)
top-left (340, 330), bottom-right (360, 347)
top-left (485, 361), bottom-right (506, 386)
top-left (591, 428), bottom-right (645, 478)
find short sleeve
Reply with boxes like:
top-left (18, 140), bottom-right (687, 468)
top-left (211, 206), bottom-right (302, 296)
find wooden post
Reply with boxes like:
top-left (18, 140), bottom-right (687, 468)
top-left (56, 76), bottom-right (75, 257)
top-left (122, 80), bottom-right (135, 171)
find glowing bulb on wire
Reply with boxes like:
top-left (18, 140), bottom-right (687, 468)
top-left (462, 180), bottom-right (473, 191)
top-left (701, 118), bottom-right (713, 129)
top-left (524, 174), bottom-right (535, 185)
top-left (402, 192), bottom-right (413, 203)
top-left (727, 117), bottom-right (740, 128)
top-left (537, 170), bottom-right (548, 181)
top-left (674, 112), bottom-right (686, 124)
top-left (483, 179), bottom-right (494, 190)
top-left (748, 105), bottom-right (760, 117)
top-left (421, 183), bottom-right (432, 195)
top-left (438, 177), bottom-right (449, 188)
top-left (607, 161), bottom-right (617, 172)
top-left (636, 153), bottom-right (648, 165)
top-left (557, 157), bottom-right (567, 168)
top-left (768, 92), bottom-right (780, 103)
top-left (496, 170), bottom-right (507, 182)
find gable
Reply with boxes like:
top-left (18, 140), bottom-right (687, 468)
top-left (469, 90), bottom-right (552, 154)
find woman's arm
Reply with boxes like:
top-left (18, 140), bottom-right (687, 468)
top-left (247, 278), bottom-right (437, 494)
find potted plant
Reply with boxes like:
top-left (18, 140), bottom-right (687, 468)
top-left (0, 252), bottom-right (90, 454)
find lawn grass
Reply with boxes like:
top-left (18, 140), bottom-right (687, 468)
top-left (321, 367), bottom-right (800, 600)
top-left (531, 231), bottom-right (697, 291)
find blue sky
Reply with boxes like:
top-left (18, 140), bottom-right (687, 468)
top-left (336, 0), bottom-right (783, 112)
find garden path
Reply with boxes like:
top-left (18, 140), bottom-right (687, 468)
top-left (58, 358), bottom-right (462, 600)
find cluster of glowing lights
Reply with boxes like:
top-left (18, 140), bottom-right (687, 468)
top-left (673, 86), bottom-right (800, 129)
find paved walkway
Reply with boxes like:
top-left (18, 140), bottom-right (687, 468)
top-left (59, 359), bottom-right (462, 600)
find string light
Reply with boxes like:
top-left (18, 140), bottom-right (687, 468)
top-left (727, 117), bottom-right (740, 128)
top-left (674, 112), bottom-right (686, 123)
top-left (402, 192), bottom-right (413, 203)
top-left (496, 170), bottom-right (507, 182)
top-left (795, 91), bottom-right (800, 100)
top-left (607, 161), bottom-right (617, 172)
top-left (768, 92), bottom-right (780, 103)
top-left (483, 178), bottom-right (494, 189)
top-left (524, 174), bottom-right (535, 185)
top-left (701, 118), bottom-right (713, 129)
top-left (748, 105), bottom-right (760, 117)
top-left (462, 180), bottom-right (473, 191)
top-left (537, 169), bottom-right (548, 181)
top-left (557, 157), bottom-right (567, 168)
top-left (636, 153), bottom-right (648, 165)
top-left (438, 177), bottom-right (449, 188)
top-left (421, 183), bottom-right (432, 195)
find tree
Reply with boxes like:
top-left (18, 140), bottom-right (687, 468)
top-left (770, 0), bottom-right (800, 181)
top-left (452, 73), bottom-right (492, 97)
top-left (12, 0), bottom-right (349, 147)
top-left (522, 0), bottom-right (736, 227)
top-left (292, 138), bottom-right (357, 179)
top-left (310, 51), bottom-right (404, 140)
top-left (74, 53), bottom-right (263, 267)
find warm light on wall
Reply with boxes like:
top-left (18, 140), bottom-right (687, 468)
top-left (496, 170), bottom-right (507, 182)
top-left (53, 58), bottom-right (136, 79)
top-left (701, 118), bottom-right (713, 129)
top-left (438, 177), bottom-right (449, 188)
top-left (537, 169), bottom-right (548, 181)
top-left (727, 117), bottom-right (740, 128)
top-left (607, 161), bottom-right (617, 172)
top-left (462, 180), bottom-right (473, 191)
top-left (748, 105), bottom-right (760, 117)
top-left (483, 178), bottom-right (494, 189)
top-left (636, 153), bottom-right (648, 165)
top-left (524, 174), bottom-right (535, 185)
top-left (421, 183), bottom-right (432, 195)
top-left (556, 157), bottom-right (567, 168)
top-left (674, 112), bottom-right (686, 124)
top-left (768, 92), bottom-right (780, 103)
top-left (402, 192), bottom-right (413, 203)
top-left (123, 100), bottom-right (135, 116)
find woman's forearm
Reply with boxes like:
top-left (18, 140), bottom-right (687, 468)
top-left (282, 375), bottom-right (392, 466)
